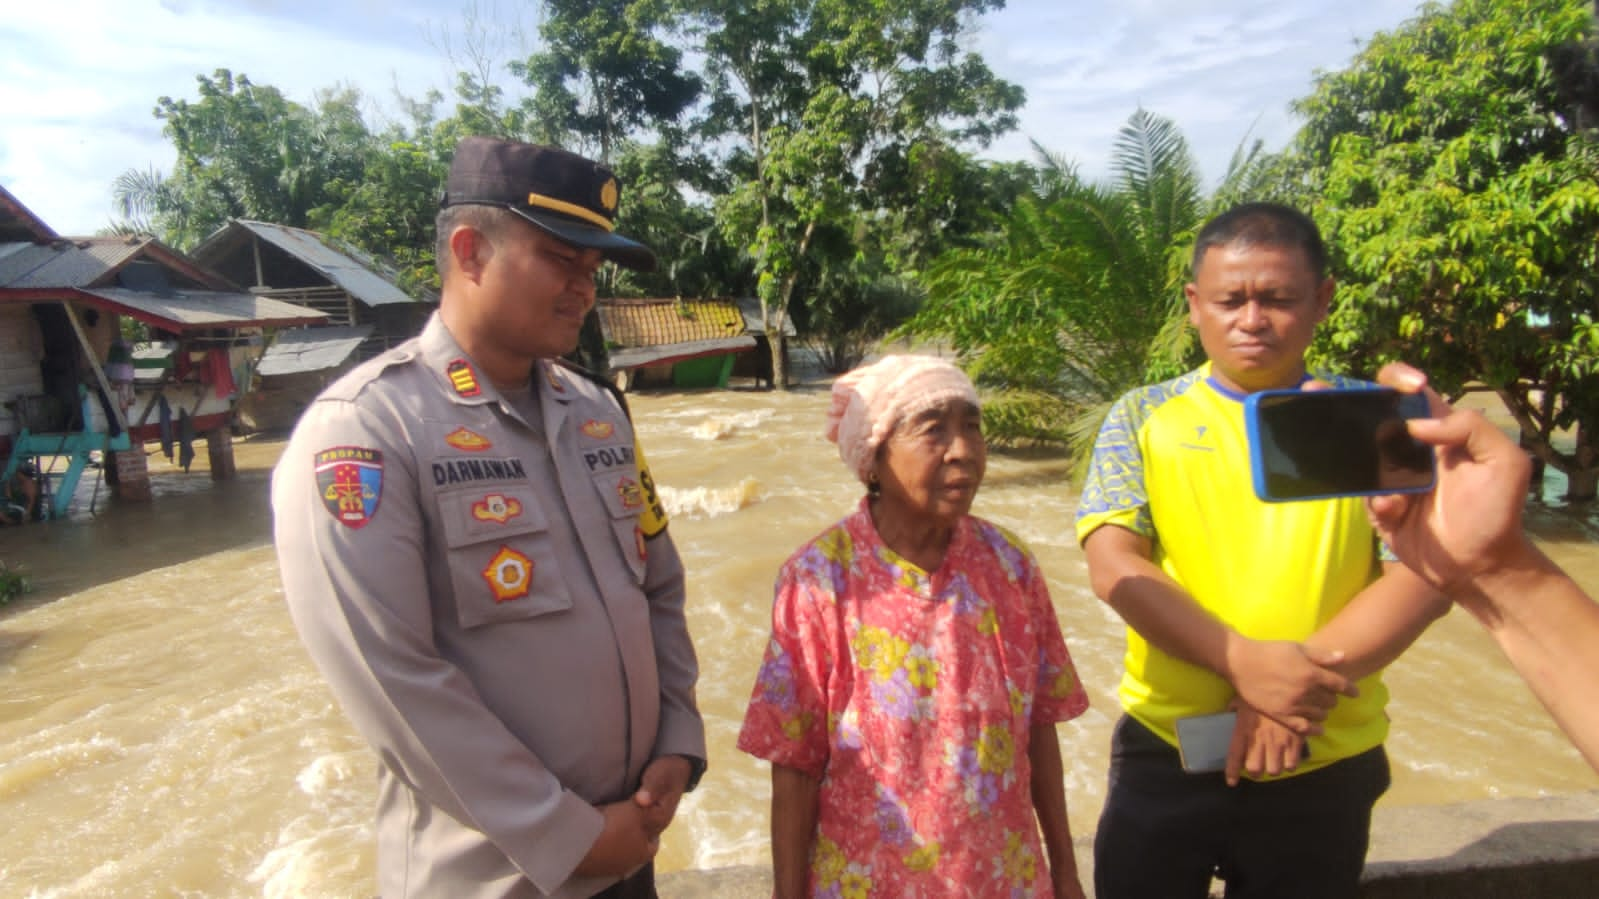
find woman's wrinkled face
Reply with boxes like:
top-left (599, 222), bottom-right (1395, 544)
top-left (874, 399), bottom-right (986, 527)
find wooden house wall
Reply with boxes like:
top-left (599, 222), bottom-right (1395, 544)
top-left (0, 305), bottom-right (45, 441)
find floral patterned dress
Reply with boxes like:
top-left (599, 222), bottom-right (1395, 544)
top-left (738, 499), bottom-right (1089, 898)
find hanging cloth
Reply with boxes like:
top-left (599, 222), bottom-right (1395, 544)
top-left (158, 395), bottom-right (174, 461)
top-left (206, 349), bottom-right (237, 399)
top-left (178, 409), bottom-right (196, 473)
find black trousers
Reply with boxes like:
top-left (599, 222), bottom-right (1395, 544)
top-left (1094, 715), bottom-right (1390, 899)
top-left (592, 862), bottom-right (656, 899)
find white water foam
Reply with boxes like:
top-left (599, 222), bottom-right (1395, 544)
top-left (689, 409), bottom-right (777, 441)
top-left (660, 478), bottom-right (762, 518)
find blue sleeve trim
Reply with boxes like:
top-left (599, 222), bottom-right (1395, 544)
top-left (1075, 371), bottom-right (1201, 530)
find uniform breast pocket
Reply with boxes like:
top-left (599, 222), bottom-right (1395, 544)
top-left (438, 486), bottom-right (572, 629)
top-left (590, 470), bottom-right (648, 584)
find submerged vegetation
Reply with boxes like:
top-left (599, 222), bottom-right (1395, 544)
top-left (0, 561), bottom-right (30, 605)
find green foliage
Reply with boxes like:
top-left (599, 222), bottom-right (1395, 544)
top-left (116, 70), bottom-right (376, 249)
top-left (976, 389), bottom-right (1077, 449)
top-left (321, 136), bottom-right (448, 293)
top-left (1293, 0), bottom-right (1599, 498)
top-left (514, 0), bottom-right (702, 162)
top-left (905, 110), bottom-right (1204, 460)
top-left (0, 561), bottom-right (29, 605)
top-left (796, 252), bottom-right (922, 373)
top-left (605, 140), bottom-right (751, 300)
top-left (683, 0), bottom-right (1024, 385)
top-left (116, 3), bottom-right (1027, 373)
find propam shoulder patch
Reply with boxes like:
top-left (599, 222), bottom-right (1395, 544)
top-left (315, 446), bottom-right (384, 528)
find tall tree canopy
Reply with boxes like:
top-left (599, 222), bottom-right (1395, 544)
top-left (904, 109), bottom-right (1280, 461)
top-left (118, 70), bottom-right (373, 249)
top-left (1293, 0), bottom-right (1599, 498)
top-left (515, 0), bottom-right (702, 161)
top-left (683, 0), bottom-right (1025, 385)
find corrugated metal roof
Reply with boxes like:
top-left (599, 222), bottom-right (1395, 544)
top-left (257, 325), bottom-right (375, 376)
top-left (79, 286), bottom-right (328, 329)
top-left (608, 336), bottom-right (756, 370)
top-left (74, 236), bottom-right (148, 271)
top-left (737, 296), bottom-right (797, 337)
top-left (0, 241), bottom-right (107, 288)
top-left (597, 298), bottom-right (748, 348)
top-left (230, 221), bottom-right (419, 307)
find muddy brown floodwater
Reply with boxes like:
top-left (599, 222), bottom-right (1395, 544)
top-left (1, 386), bottom-right (1594, 897)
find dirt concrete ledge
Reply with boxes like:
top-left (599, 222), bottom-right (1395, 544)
top-left (658, 791), bottom-right (1599, 898)
top-left (1360, 791), bottom-right (1599, 898)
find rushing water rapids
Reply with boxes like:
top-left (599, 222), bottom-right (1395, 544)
top-left (0, 384), bottom-right (1594, 897)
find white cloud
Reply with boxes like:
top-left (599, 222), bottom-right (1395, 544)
top-left (977, 0), bottom-right (1423, 184)
top-left (1, 0), bottom-right (1426, 235)
top-left (0, 0), bottom-right (464, 234)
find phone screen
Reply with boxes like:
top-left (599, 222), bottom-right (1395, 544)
top-left (1246, 388), bottom-right (1435, 503)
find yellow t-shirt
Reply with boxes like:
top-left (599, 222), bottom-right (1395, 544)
top-left (1074, 364), bottom-right (1389, 772)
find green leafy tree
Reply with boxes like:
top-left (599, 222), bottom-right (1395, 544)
top-left (321, 133), bottom-right (449, 292)
top-left (515, 0), bottom-right (701, 162)
top-left (606, 140), bottom-right (751, 300)
top-left (1293, 0), bottom-right (1599, 499)
top-left (112, 70), bottom-right (376, 249)
top-left (792, 221), bottom-right (922, 373)
top-left (682, 0), bottom-right (1023, 387)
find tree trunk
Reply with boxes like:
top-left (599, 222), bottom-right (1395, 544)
top-left (1520, 429), bottom-right (1547, 493)
top-left (770, 333), bottom-right (790, 391)
top-left (1569, 467), bottom-right (1598, 501)
top-left (1568, 420), bottom-right (1597, 501)
top-left (769, 221), bottom-right (816, 391)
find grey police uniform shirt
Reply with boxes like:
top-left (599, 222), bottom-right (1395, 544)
top-left (271, 314), bottom-right (704, 899)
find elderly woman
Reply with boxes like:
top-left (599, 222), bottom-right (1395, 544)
top-left (738, 355), bottom-right (1090, 898)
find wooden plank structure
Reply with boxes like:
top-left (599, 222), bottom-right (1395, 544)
top-left (596, 297), bottom-right (758, 390)
top-left (0, 187), bottom-right (325, 518)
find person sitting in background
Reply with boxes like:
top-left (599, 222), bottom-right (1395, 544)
top-left (738, 355), bottom-right (1091, 899)
top-left (1367, 362), bottom-right (1599, 772)
top-left (2, 464), bottom-right (39, 525)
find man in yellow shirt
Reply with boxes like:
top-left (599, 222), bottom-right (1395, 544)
top-left (1075, 202), bottom-right (1449, 899)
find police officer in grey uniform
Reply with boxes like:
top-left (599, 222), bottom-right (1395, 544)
top-left (272, 136), bottom-right (706, 899)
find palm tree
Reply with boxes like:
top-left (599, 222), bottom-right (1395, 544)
top-left (911, 109), bottom-right (1212, 467)
top-left (911, 109), bottom-right (1293, 470)
top-left (108, 166), bottom-right (175, 238)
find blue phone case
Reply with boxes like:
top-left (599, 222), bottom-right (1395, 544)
top-left (1245, 387), bottom-right (1435, 503)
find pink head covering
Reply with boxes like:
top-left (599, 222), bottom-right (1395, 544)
top-left (825, 355), bottom-right (980, 484)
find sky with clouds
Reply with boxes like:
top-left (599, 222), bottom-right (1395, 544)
top-left (2, 0), bottom-right (1425, 236)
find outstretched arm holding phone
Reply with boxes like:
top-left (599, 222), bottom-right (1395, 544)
top-left (1366, 362), bottom-right (1599, 772)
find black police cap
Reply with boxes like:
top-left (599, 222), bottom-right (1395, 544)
top-left (441, 136), bottom-right (657, 272)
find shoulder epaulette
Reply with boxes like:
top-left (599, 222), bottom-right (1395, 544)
top-left (319, 346), bottom-right (418, 403)
top-left (555, 358), bottom-right (632, 419)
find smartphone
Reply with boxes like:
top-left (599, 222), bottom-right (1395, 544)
top-left (1245, 387), bottom-right (1435, 503)
top-left (1175, 711), bottom-right (1237, 774)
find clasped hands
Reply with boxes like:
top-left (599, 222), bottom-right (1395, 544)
top-left (1221, 638), bottom-right (1357, 786)
top-left (573, 754), bottom-right (693, 879)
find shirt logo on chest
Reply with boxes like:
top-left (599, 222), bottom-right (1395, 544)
top-left (471, 493), bottom-right (524, 524)
top-left (483, 545), bottom-right (533, 602)
top-left (616, 476), bottom-right (644, 510)
top-left (1179, 424), bottom-right (1215, 452)
top-left (445, 427), bottom-right (494, 452)
top-left (582, 444), bottom-right (636, 472)
top-left (581, 419), bottom-right (616, 440)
